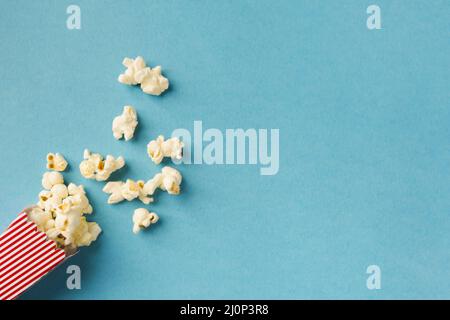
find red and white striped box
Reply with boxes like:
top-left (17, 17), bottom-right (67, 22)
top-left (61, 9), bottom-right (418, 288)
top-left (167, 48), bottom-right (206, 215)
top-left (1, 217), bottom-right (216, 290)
top-left (0, 208), bottom-right (69, 300)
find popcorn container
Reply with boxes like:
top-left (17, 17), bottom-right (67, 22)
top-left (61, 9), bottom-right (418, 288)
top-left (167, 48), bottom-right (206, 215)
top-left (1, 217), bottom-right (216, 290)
top-left (0, 207), bottom-right (76, 300)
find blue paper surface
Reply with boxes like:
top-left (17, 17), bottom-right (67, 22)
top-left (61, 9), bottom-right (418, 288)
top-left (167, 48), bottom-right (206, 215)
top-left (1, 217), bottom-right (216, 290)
top-left (0, 0), bottom-right (449, 299)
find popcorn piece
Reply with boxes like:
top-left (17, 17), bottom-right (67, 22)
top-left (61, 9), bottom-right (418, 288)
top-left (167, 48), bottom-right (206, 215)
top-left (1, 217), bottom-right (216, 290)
top-left (112, 106), bottom-right (138, 141)
top-left (160, 166), bottom-right (182, 195)
top-left (46, 153), bottom-right (68, 171)
top-left (102, 181), bottom-right (125, 204)
top-left (79, 149), bottom-right (125, 181)
top-left (102, 179), bottom-right (154, 205)
top-left (118, 56), bottom-right (147, 85)
top-left (138, 66), bottom-right (169, 96)
top-left (28, 178), bottom-right (101, 250)
top-left (42, 171), bottom-right (64, 190)
top-left (147, 136), bottom-right (164, 164)
top-left (51, 184), bottom-right (69, 199)
top-left (118, 56), bottom-right (169, 96)
top-left (121, 179), bottom-right (141, 201)
top-left (147, 135), bottom-right (183, 165)
top-left (132, 208), bottom-right (159, 234)
top-left (136, 180), bottom-right (154, 204)
top-left (37, 190), bottom-right (52, 210)
top-left (103, 167), bottom-right (182, 205)
top-left (79, 159), bottom-right (96, 179)
top-left (143, 174), bottom-right (162, 198)
top-left (28, 207), bottom-right (52, 233)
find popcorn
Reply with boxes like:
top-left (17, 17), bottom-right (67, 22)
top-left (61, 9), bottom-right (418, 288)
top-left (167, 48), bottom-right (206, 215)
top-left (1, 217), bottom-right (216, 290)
top-left (61, 183), bottom-right (93, 214)
top-left (132, 208), bottom-right (159, 234)
top-left (28, 173), bottom-right (101, 249)
top-left (42, 171), bottom-right (64, 190)
top-left (102, 181), bottom-right (125, 204)
top-left (79, 149), bottom-right (125, 181)
top-left (118, 56), bottom-right (146, 85)
top-left (103, 179), bottom-right (154, 205)
top-left (147, 135), bottom-right (183, 165)
top-left (159, 166), bottom-right (182, 195)
top-left (103, 166), bottom-right (182, 205)
top-left (28, 207), bottom-right (52, 233)
top-left (51, 184), bottom-right (69, 199)
top-left (46, 153), bottom-right (68, 171)
top-left (112, 106), bottom-right (138, 141)
top-left (118, 56), bottom-right (169, 96)
top-left (138, 66), bottom-right (169, 96)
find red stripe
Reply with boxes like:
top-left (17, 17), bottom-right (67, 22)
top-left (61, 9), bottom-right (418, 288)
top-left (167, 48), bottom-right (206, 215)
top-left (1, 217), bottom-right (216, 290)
top-left (1, 252), bottom-right (65, 300)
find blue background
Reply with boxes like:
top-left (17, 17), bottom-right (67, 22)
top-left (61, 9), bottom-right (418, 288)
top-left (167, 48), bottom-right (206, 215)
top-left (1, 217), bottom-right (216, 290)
top-left (1, 0), bottom-right (450, 299)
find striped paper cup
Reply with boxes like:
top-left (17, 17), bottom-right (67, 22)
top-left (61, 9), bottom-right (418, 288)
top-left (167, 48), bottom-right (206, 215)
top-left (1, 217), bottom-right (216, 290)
top-left (0, 207), bottom-right (74, 300)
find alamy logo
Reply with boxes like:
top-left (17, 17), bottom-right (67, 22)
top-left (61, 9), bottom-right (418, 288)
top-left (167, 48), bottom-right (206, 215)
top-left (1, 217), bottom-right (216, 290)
top-left (66, 5), bottom-right (81, 30)
top-left (171, 121), bottom-right (279, 176)
top-left (66, 265), bottom-right (81, 290)
top-left (366, 5), bottom-right (381, 30)
top-left (366, 265), bottom-right (381, 290)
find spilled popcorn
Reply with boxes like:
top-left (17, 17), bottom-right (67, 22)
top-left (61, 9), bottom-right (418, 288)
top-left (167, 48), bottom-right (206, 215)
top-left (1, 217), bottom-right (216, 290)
top-left (46, 153), bottom-right (68, 172)
top-left (132, 208), bottom-right (159, 234)
top-left (28, 172), bottom-right (101, 249)
top-left (103, 166), bottom-right (182, 205)
top-left (118, 56), bottom-right (169, 96)
top-left (112, 105), bottom-right (138, 141)
top-left (147, 135), bottom-right (183, 165)
top-left (79, 149), bottom-right (125, 181)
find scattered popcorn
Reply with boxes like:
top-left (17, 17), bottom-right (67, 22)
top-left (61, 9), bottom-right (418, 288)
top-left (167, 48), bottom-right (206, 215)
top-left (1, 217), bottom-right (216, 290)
top-left (132, 208), bottom-right (159, 234)
top-left (103, 166), bottom-right (182, 205)
top-left (118, 56), bottom-right (169, 96)
top-left (28, 173), bottom-right (101, 250)
top-left (46, 153), bottom-right (68, 171)
top-left (79, 149), bottom-right (125, 181)
top-left (147, 135), bottom-right (183, 164)
top-left (112, 106), bottom-right (138, 141)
